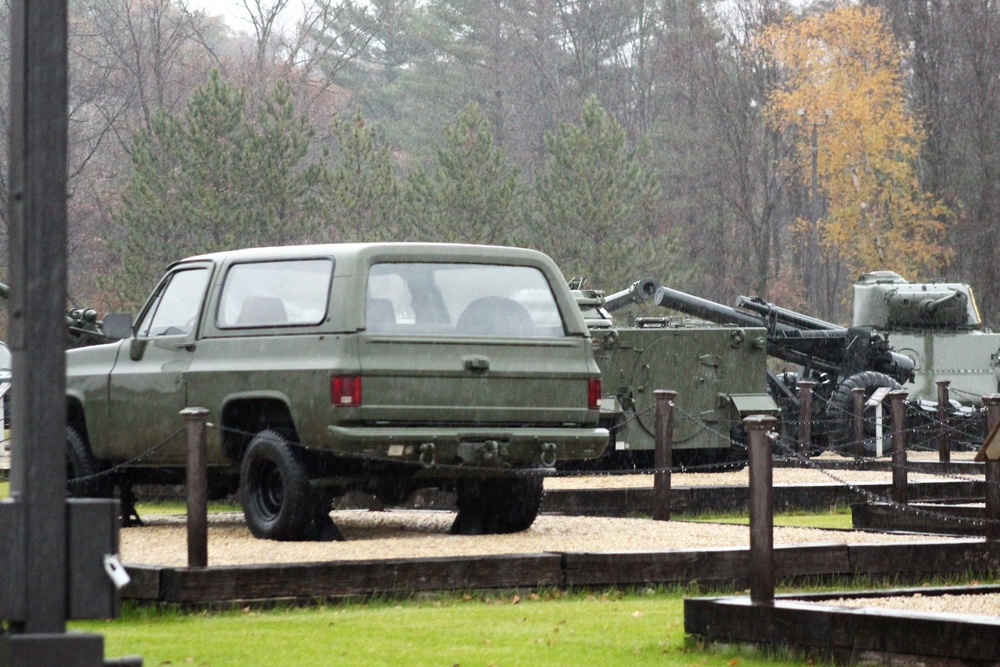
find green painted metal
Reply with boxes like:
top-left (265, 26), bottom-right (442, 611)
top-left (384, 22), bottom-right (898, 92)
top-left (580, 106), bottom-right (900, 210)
top-left (65, 243), bottom-right (608, 504)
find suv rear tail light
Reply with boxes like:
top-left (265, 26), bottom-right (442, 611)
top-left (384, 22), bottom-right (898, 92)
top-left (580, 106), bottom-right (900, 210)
top-left (331, 375), bottom-right (362, 407)
top-left (588, 378), bottom-right (601, 411)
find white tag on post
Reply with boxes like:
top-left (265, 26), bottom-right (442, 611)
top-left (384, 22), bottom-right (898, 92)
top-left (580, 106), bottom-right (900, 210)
top-left (103, 554), bottom-right (131, 590)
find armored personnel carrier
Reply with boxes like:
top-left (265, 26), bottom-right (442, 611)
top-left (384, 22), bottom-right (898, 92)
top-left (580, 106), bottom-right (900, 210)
top-left (852, 271), bottom-right (1000, 403)
top-left (573, 279), bottom-right (776, 469)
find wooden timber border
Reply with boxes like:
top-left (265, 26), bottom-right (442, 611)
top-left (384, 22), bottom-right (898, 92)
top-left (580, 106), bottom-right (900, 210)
top-left (122, 538), bottom-right (1000, 606)
top-left (853, 502), bottom-right (991, 536)
top-left (543, 479), bottom-right (984, 517)
top-left (686, 584), bottom-right (1000, 665)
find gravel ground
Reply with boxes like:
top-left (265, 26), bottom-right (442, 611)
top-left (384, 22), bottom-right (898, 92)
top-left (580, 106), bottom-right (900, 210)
top-left (545, 467), bottom-right (941, 490)
top-left (824, 592), bottom-right (1000, 618)
top-left (118, 455), bottom-right (983, 567)
top-left (119, 509), bottom-right (966, 567)
top-left (117, 456), bottom-right (993, 618)
top-left (546, 451), bottom-right (975, 490)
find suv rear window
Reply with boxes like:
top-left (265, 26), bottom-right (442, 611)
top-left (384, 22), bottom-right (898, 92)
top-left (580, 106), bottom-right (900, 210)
top-left (217, 259), bottom-right (334, 328)
top-left (366, 263), bottom-right (566, 337)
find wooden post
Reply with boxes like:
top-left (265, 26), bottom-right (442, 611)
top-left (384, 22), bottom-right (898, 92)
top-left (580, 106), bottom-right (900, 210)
top-left (984, 394), bottom-right (1000, 435)
top-left (936, 380), bottom-right (951, 463)
top-left (653, 390), bottom-right (675, 521)
top-left (983, 395), bottom-right (1000, 541)
top-left (2, 0), bottom-right (123, 663)
top-left (987, 461), bottom-right (1000, 541)
top-left (796, 380), bottom-right (816, 456)
top-left (890, 390), bottom-right (909, 504)
top-left (852, 387), bottom-right (866, 458)
top-left (182, 408), bottom-right (210, 568)
top-left (746, 414), bottom-right (777, 604)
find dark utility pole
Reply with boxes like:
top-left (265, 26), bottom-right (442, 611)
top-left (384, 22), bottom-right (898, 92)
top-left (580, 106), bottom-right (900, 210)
top-left (7, 0), bottom-right (72, 634)
top-left (798, 109), bottom-right (831, 315)
top-left (1, 1), bottom-right (127, 664)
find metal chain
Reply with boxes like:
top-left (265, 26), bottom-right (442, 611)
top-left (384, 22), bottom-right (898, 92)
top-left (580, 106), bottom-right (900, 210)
top-left (771, 436), bottom-right (1000, 528)
top-left (69, 426), bottom-right (186, 484)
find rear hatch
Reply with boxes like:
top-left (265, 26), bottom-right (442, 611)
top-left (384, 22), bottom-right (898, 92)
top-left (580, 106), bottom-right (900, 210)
top-left (357, 261), bottom-right (596, 427)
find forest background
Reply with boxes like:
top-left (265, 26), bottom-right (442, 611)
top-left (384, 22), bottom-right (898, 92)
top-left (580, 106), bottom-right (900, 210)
top-left (0, 0), bottom-right (995, 325)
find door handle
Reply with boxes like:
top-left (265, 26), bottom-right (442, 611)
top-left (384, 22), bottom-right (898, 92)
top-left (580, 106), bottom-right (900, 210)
top-left (463, 355), bottom-right (490, 372)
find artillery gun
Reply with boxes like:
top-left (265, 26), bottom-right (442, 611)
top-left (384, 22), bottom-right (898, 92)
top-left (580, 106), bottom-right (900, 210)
top-left (573, 278), bottom-right (776, 469)
top-left (852, 271), bottom-right (1000, 404)
top-left (0, 280), bottom-right (129, 348)
top-left (653, 285), bottom-right (922, 454)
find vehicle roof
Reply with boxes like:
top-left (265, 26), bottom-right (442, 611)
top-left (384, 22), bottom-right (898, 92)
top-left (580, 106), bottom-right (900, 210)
top-left (175, 242), bottom-right (554, 267)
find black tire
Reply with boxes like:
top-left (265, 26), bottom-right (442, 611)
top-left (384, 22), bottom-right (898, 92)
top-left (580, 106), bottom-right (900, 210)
top-left (66, 427), bottom-right (111, 497)
top-left (303, 489), bottom-right (344, 542)
top-left (825, 371), bottom-right (902, 455)
top-left (450, 475), bottom-right (543, 535)
top-left (206, 472), bottom-right (240, 501)
top-left (241, 430), bottom-right (316, 541)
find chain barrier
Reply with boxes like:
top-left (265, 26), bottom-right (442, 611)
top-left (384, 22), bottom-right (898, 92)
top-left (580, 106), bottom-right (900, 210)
top-left (770, 435), bottom-right (1000, 528)
top-left (68, 426), bottom-right (186, 485)
top-left (814, 388), bottom-right (987, 444)
top-left (68, 393), bottom-right (997, 529)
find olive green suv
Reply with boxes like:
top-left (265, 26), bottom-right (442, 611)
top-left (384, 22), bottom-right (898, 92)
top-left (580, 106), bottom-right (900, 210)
top-left (66, 243), bottom-right (607, 540)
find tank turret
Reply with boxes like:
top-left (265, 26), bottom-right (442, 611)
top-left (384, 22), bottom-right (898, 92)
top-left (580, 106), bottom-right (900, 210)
top-left (853, 271), bottom-right (982, 331)
top-left (852, 270), bottom-right (1000, 406)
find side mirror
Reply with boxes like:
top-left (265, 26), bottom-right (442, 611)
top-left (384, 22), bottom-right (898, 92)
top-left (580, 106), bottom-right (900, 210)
top-left (100, 313), bottom-right (133, 340)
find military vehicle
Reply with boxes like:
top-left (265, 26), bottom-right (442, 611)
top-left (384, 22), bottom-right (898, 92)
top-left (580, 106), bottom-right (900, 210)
top-left (653, 285), bottom-right (918, 454)
top-left (852, 271), bottom-right (1000, 403)
top-left (572, 279), bottom-right (776, 469)
top-left (64, 243), bottom-right (608, 540)
top-left (0, 280), bottom-right (130, 348)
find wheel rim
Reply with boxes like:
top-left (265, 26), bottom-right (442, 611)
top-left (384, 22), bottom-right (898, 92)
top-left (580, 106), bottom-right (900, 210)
top-left (251, 458), bottom-right (285, 520)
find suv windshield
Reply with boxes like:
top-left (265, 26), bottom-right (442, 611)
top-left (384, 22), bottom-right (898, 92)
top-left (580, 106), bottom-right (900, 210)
top-left (137, 267), bottom-right (210, 337)
top-left (366, 263), bottom-right (566, 337)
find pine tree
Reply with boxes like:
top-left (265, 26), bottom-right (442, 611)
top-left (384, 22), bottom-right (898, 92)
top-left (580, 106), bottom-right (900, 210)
top-left (321, 110), bottom-right (403, 242)
top-left (106, 72), bottom-right (322, 308)
top-left (403, 102), bottom-right (525, 245)
top-left (532, 96), bottom-right (672, 290)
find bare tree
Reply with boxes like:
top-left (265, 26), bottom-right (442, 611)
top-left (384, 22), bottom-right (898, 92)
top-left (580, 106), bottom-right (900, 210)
top-left (870, 0), bottom-right (1000, 324)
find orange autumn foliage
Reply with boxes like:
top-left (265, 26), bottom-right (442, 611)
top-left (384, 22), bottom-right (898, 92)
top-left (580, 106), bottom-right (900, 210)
top-left (758, 4), bottom-right (951, 280)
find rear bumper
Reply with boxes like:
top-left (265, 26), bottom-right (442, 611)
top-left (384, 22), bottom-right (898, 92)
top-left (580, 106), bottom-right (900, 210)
top-left (324, 424), bottom-right (609, 466)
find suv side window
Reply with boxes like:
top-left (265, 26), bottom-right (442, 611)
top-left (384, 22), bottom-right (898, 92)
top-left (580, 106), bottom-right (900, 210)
top-left (216, 259), bottom-right (334, 328)
top-left (136, 267), bottom-right (210, 337)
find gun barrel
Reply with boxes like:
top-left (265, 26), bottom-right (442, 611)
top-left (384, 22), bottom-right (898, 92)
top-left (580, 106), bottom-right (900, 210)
top-left (922, 290), bottom-right (964, 316)
top-left (603, 278), bottom-right (660, 313)
top-left (735, 296), bottom-right (845, 332)
top-left (655, 284), bottom-right (915, 385)
top-left (654, 285), bottom-right (765, 329)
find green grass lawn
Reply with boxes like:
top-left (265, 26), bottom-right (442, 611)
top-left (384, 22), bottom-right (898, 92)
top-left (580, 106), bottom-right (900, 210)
top-left (76, 589), bottom-right (812, 667)
top-left (69, 505), bottom-right (860, 667)
top-left (686, 506), bottom-right (855, 530)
